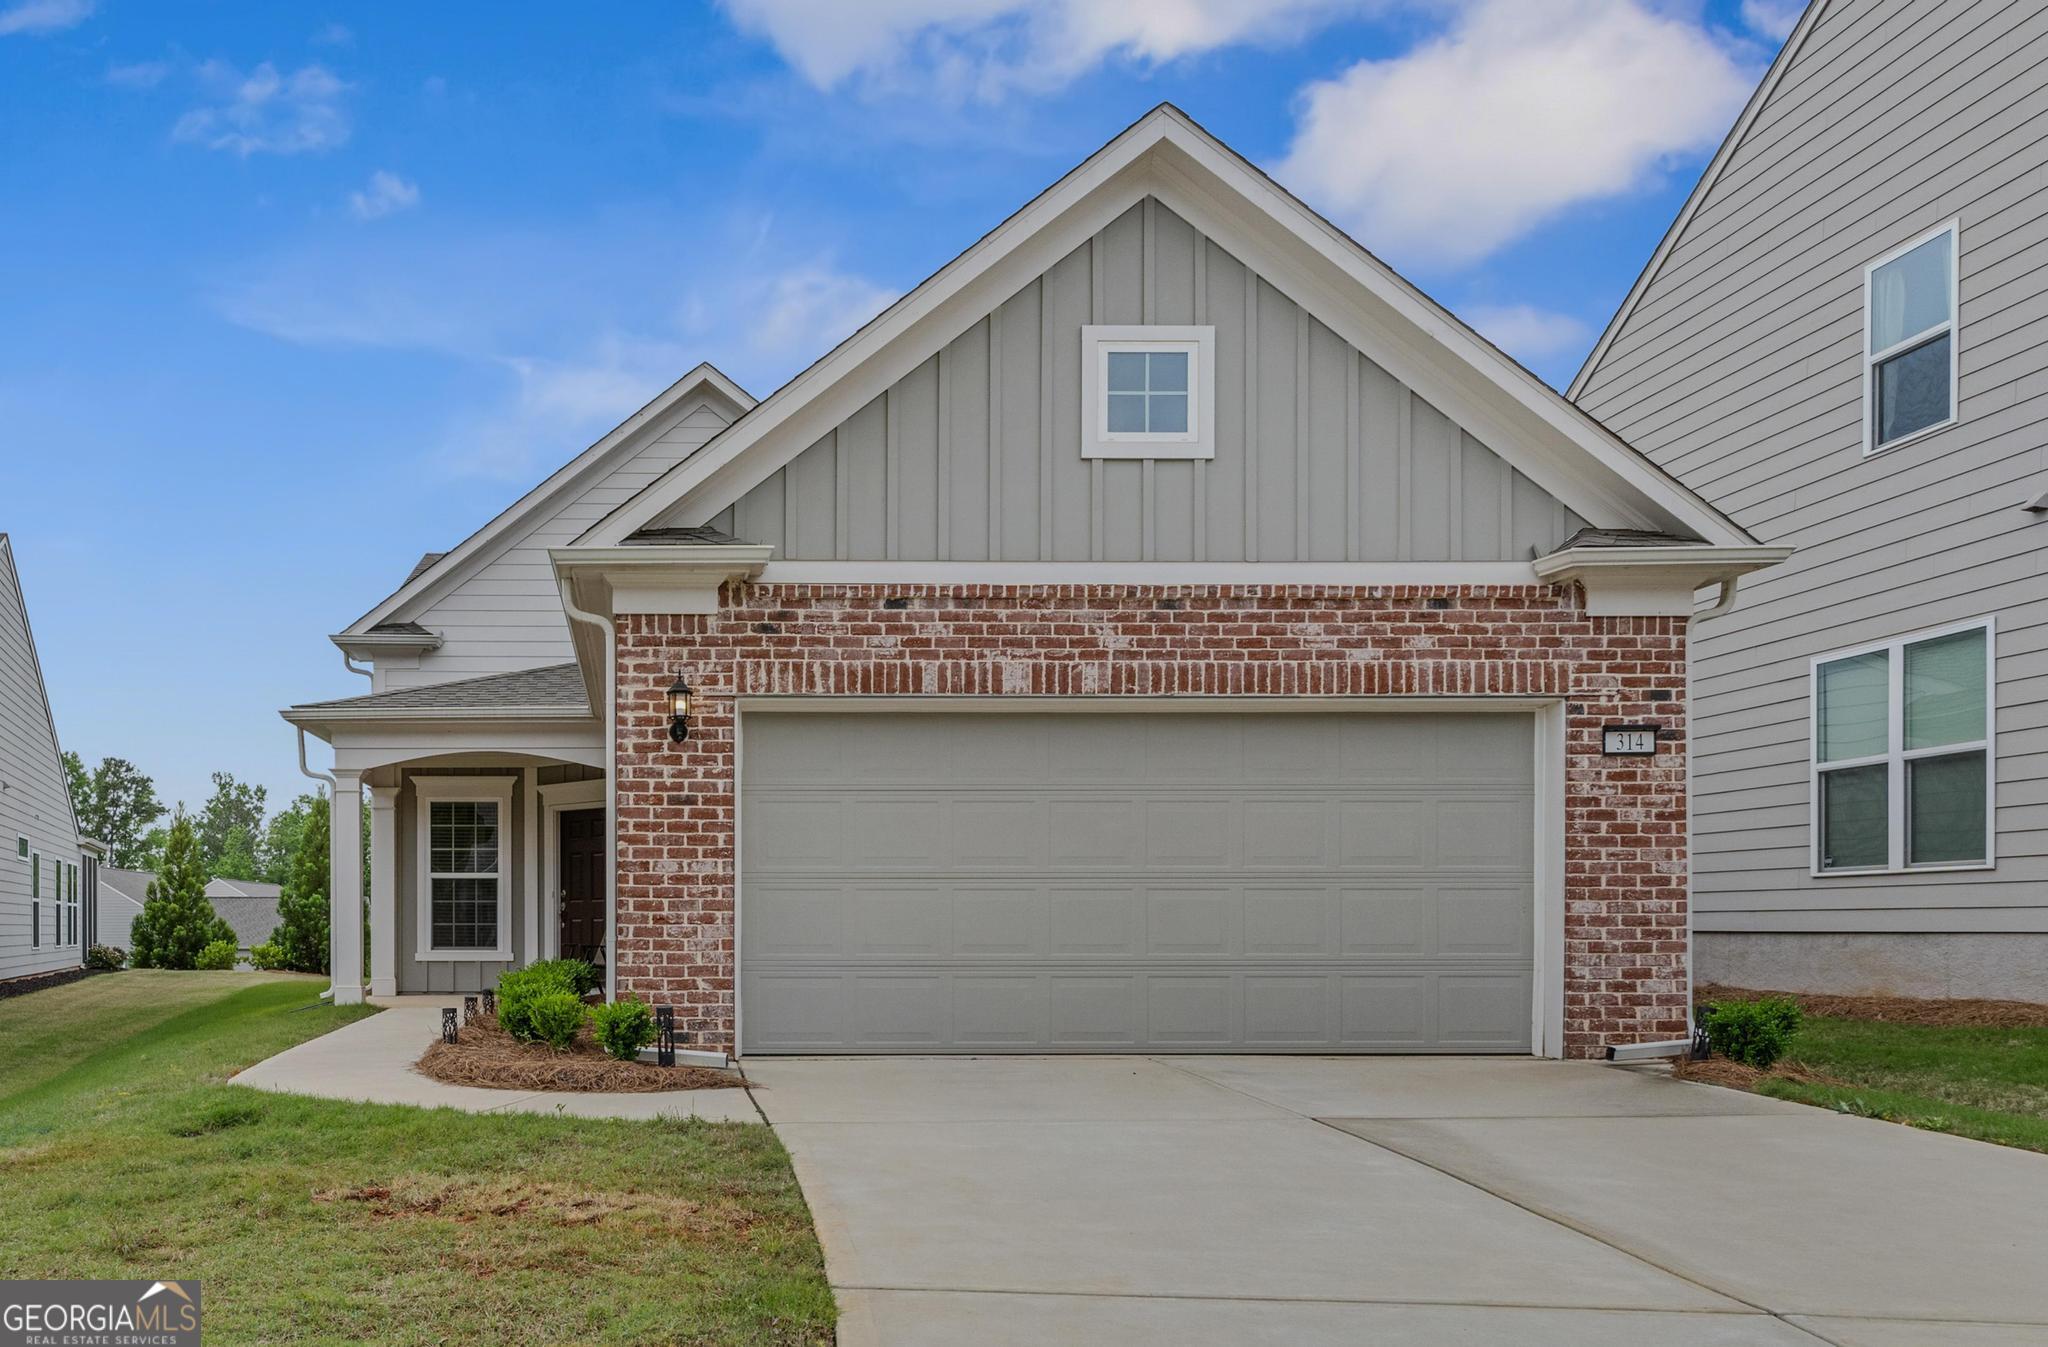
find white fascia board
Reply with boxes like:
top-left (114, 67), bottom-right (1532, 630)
top-left (1532, 544), bottom-right (1792, 616)
top-left (279, 706), bottom-right (596, 729)
top-left (581, 107), bottom-right (1755, 548)
top-left (1567, 1), bottom-right (1831, 401)
top-left (342, 364), bottom-right (755, 635)
top-left (330, 630), bottom-right (443, 653)
top-left (755, 561), bottom-right (1539, 586)
top-left (547, 545), bottom-right (776, 614)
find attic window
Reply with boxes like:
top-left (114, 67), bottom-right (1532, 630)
top-left (1082, 325), bottom-right (1215, 460)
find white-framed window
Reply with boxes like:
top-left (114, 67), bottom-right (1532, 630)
top-left (66, 863), bottom-right (78, 946)
top-left (29, 852), bottom-right (39, 949)
top-left (1081, 325), bottom-right (1216, 460)
top-left (414, 777), bottom-right (515, 959)
top-left (1812, 617), bottom-right (1994, 874)
top-left (14, 835), bottom-right (25, 860)
top-left (1863, 221), bottom-right (1958, 454)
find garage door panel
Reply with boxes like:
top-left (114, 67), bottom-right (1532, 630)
top-left (741, 713), bottom-right (1534, 1054)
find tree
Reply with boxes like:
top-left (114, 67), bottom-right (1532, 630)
top-left (195, 771), bottom-right (267, 881)
top-left (61, 754), bottom-right (165, 868)
top-left (259, 793), bottom-right (322, 886)
top-left (270, 794), bottom-right (331, 975)
top-left (129, 812), bottom-right (235, 970)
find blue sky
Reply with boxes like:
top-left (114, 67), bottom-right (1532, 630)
top-left (0, 0), bottom-right (1799, 817)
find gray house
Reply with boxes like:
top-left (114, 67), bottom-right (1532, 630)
top-left (98, 869), bottom-right (282, 965)
top-left (0, 534), bottom-right (100, 983)
top-left (1572, 0), bottom-right (2046, 999)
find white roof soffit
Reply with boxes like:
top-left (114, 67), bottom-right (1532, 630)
top-left (577, 105), bottom-right (1757, 549)
top-left (1567, 0), bottom-right (1828, 401)
top-left (342, 362), bottom-right (756, 636)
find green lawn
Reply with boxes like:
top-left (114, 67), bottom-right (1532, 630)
top-left (1760, 1015), bottom-right (2048, 1154)
top-left (0, 972), bottom-right (834, 1345)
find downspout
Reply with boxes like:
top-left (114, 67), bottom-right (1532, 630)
top-left (341, 650), bottom-right (373, 681)
top-left (559, 579), bottom-right (618, 1004)
top-left (295, 727), bottom-right (340, 1003)
top-left (1608, 577), bottom-right (1740, 1064)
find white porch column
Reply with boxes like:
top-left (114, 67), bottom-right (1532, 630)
top-left (368, 784), bottom-right (399, 997)
top-left (329, 770), bottom-right (365, 1006)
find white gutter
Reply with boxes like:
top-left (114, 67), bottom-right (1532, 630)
top-left (295, 727), bottom-right (340, 1004)
top-left (558, 578), bottom-right (619, 1005)
top-left (341, 651), bottom-right (373, 681)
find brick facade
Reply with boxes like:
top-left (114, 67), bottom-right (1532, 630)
top-left (613, 582), bottom-right (1688, 1059)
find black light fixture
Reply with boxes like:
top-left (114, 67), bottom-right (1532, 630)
top-left (667, 674), bottom-right (693, 743)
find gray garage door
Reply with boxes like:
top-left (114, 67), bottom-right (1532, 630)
top-left (740, 712), bottom-right (1534, 1054)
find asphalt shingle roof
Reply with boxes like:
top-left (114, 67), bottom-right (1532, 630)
top-left (294, 662), bottom-right (590, 714)
top-left (1552, 527), bottom-right (1704, 551)
top-left (623, 525), bottom-right (745, 545)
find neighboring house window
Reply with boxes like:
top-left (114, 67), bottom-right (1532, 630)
top-left (1814, 619), bottom-right (1993, 873)
top-left (1081, 325), bottom-right (1216, 459)
top-left (14, 835), bottom-right (24, 859)
top-left (29, 853), bottom-right (39, 948)
top-left (1864, 222), bottom-right (1957, 453)
top-left (67, 864), bottom-right (78, 946)
top-left (415, 778), bottom-right (515, 959)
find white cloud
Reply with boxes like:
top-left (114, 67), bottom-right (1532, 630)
top-left (1739, 0), bottom-right (1804, 40)
top-left (172, 61), bottom-right (351, 156)
top-left (1462, 303), bottom-right (1589, 363)
top-left (1273, 0), bottom-right (1755, 268)
top-left (718, 0), bottom-right (1382, 99)
top-left (105, 60), bottom-right (171, 88)
top-left (746, 263), bottom-right (900, 358)
top-left (349, 170), bottom-right (421, 221)
top-left (0, 0), bottom-right (92, 37)
top-left (311, 21), bottom-right (354, 47)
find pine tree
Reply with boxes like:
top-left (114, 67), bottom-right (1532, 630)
top-left (129, 812), bottom-right (236, 969)
top-left (270, 794), bottom-right (331, 975)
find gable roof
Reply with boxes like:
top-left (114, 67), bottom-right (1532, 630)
top-left (341, 362), bottom-right (755, 637)
top-left (1567, 0), bottom-right (1827, 400)
top-left (288, 661), bottom-right (589, 717)
top-left (575, 104), bottom-right (1758, 550)
top-left (0, 534), bottom-right (82, 844)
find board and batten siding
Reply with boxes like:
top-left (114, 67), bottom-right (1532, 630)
top-left (706, 198), bottom-right (1586, 563)
top-left (1574, 0), bottom-right (2048, 934)
top-left (0, 537), bottom-right (87, 981)
top-left (384, 397), bottom-right (739, 690)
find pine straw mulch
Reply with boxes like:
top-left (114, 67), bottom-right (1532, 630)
top-left (416, 1016), bottom-right (743, 1093)
top-left (1670, 1056), bottom-right (1842, 1090)
top-left (1696, 983), bottom-right (2048, 1029)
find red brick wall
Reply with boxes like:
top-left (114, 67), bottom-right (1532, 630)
top-left (613, 583), bottom-right (1688, 1059)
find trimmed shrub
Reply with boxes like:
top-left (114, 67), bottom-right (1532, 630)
top-left (497, 962), bottom-right (583, 1041)
top-left (591, 996), bottom-right (659, 1062)
top-left (527, 992), bottom-right (587, 1051)
top-left (523, 957), bottom-right (600, 998)
top-left (195, 939), bottom-right (237, 971)
top-left (84, 944), bottom-right (126, 971)
top-left (248, 942), bottom-right (285, 971)
top-left (1704, 996), bottom-right (1804, 1069)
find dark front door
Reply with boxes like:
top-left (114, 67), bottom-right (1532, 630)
top-left (559, 808), bottom-right (606, 968)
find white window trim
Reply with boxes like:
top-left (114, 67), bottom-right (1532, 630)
top-left (1810, 614), bottom-right (1996, 877)
top-left (413, 776), bottom-right (516, 961)
top-left (538, 778), bottom-right (606, 963)
top-left (1862, 219), bottom-right (1959, 457)
top-left (1081, 324), bottom-right (1216, 460)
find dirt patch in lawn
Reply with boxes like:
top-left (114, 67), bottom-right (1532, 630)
top-left (313, 1174), bottom-right (756, 1237)
top-left (1698, 983), bottom-right (2048, 1029)
top-left (417, 1017), bottom-right (741, 1093)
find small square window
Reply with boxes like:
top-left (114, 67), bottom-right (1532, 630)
top-left (1082, 325), bottom-right (1215, 459)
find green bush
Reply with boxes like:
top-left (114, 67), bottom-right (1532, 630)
top-left (248, 942), bottom-right (285, 971)
top-left (496, 962), bottom-right (583, 1041)
top-left (591, 996), bottom-right (659, 1062)
top-left (527, 992), bottom-right (587, 1051)
top-left (1704, 996), bottom-right (1803, 1069)
top-left (194, 939), bottom-right (237, 971)
top-left (84, 944), bottom-right (126, 971)
top-left (523, 957), bottom-right (599, 997)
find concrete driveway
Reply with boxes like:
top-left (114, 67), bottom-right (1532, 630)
top-left (745, 1056), bottom-right (2048, 1346)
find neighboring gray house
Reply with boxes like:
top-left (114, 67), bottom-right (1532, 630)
top-left (96, 865), bottom-right (150, 952)
top-left (1572, 0), bottom-right (2046, 999)
top-left (98, 869), bottom-right (282, 964)
top-left (0, 534), bottom-right (100, 982)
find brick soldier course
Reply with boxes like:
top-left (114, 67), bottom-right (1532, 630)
top-left (612, 582), bottom-right (1687, 1059)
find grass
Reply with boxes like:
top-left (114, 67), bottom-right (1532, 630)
top-left (1743, 1013), bottom-right (2048, 1154)
top-left (0, 972), bottom-right (834, 1345)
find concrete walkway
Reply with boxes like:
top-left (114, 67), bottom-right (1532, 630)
top-left (231, 1003), bottom-right (758, 1121)
top-left (745, 1055), bottom-right (2048, 1347)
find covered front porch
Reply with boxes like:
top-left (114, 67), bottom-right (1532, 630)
top-left (281, 663), bottom-right (610, 1004)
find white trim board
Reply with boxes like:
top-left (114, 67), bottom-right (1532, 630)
top-left (538, 778), bottom-right (605, 964)
top-left (573, 106), bottom-right (1754, 552)
top-left (753, 561), bottom-right (1542, 586)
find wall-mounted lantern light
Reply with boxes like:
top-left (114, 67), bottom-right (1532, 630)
top-left (667, 675), bottom-right (693, 743)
